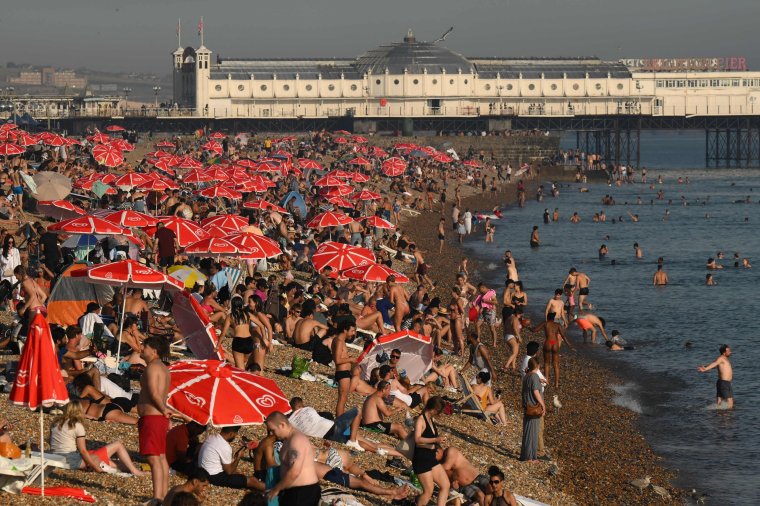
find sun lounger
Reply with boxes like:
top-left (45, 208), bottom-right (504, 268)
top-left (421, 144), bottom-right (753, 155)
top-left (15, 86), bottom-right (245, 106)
top-left (402, 207), bottom-right (421, 216)
top-left (379, 245), bottom-right (415, 262)
top-left (454, 373), bottom-right (498, 424)
top-left (0, 452), bottom-right (70, 493)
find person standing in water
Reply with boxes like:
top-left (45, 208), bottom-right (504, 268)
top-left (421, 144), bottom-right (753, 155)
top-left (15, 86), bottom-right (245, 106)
top-left (529, 226), bottom-right (540, 248)
top-left (697, 345), bottom-right (734, 409)
top-left (653, 265), bottom-right (669, 285)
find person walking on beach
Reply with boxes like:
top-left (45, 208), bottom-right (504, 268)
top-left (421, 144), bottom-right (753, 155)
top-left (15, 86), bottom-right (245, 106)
top-left (138, 336), bottom-right (175, 504)
top-left (653, 264), bottom-right (669, 285)
top-left (463, 208), bottom-right (473, 235)
top-left (697, 345), bottom-right (734, 409)
top-left (532, 312), bottom-right (572, 388)
top-left (438, 218), bottom-right (446, 254)
top-left (332, 320), bottom-right (356, 417)
top-left (265, 412), bottom-right (321, 506)
top-left (520, 358), bottom-right (545, 462)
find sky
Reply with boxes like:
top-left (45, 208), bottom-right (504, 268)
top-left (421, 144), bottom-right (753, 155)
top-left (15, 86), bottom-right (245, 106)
top-left (3, 0), bottom-right (760, 75)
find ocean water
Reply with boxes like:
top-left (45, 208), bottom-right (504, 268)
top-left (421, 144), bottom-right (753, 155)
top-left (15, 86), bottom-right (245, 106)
top-left (461, 132), bottom-right (760, 505)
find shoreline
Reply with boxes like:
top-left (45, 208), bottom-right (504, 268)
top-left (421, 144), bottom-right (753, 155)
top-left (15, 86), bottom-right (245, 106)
top-left (399, 165), bottom-right (683, 505)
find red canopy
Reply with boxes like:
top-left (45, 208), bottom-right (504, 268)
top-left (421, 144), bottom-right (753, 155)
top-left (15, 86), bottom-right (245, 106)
top-left (313, 175), bottom-right (345, 187)
top-left (350, 171), bottom-right (370, 183)
top-left (341, 263), bottom-right (409, 283)
top-left (103, 210), bottom-right (159, 228)
top-left (77, 259), bottom-right (183, 291)
top-left (201, 214), bottom-right (249, 231)
top-left (114, 172), bottom-right (149, 189)
top-left (37, 200), bottom-right (86, 221)
top-left (311, 241), bottom-right (374, 272)
top-left (0, 142), bottom-right (25, 156)
top-left (353, 189), bottom-right (382, 201)
top-left (382, 157), bottom-right (407, 177)
top-left (297, 158), bottom-right (322, 170)
top-left (348, 156), bottom-right (371, 166)
top-left (198, 185), bottom-right (243, 200)
top-left (223, 232), bottom-right (282, 260)
top-left (91, 143), bottom-right (124, 167)
top-left (167, 360), bottom-right (291, 427)
top-left (48, 216), bottom-right (126, 235)
top-left (105, 125), bottom-right (125, 132)
top-left (184, 237), bottom-right (252, 257)
top-left (363, 215), bottom-right (396, 229)
top-left (155, 216), bottom-right (209, 247)
top-left (307, 211), bottom-right (354, 228)
top-left (242, 200), bottom-right (289, 214)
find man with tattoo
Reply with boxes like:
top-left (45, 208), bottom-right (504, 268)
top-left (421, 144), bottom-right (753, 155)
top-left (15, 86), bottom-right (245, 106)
top-left (265, 412), bottom-right (320, 506)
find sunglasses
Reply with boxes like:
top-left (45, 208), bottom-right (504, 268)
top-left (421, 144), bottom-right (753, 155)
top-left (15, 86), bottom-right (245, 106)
top-left (489, 480), bottom-right (501, 485)
top-left (390, 355), bottom-right (401, 359)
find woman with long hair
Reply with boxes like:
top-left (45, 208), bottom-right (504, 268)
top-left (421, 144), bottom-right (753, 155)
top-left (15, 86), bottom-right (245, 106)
top-left (503, 307), bottom-right (523, 373)
top-left (412, 396), bottom-right (450, 506)
top-left (49, 401), bottom-right (146, 475)
top-left (520, 358), bottom-right (545, 462)
top-left (471, 371), bottom-right (507, 425)
top-left (246, 294), bottom-right (273, 370)
top-left (0, 234), bottom-right (20, 284)
top-left (218, 295), bottom-right (255, 369)
top-left (201, 284), bottom-right (227, 324)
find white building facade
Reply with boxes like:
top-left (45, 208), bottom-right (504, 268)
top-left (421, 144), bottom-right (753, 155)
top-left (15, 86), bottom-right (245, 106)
top-left (173, 31), bottom-right (760, 119)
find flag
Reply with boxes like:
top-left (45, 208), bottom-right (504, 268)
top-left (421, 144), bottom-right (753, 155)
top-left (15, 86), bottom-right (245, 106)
top-left (197, 17), bottom-right (203, 36)
top-left (176, 19), bottom-right (180, 36)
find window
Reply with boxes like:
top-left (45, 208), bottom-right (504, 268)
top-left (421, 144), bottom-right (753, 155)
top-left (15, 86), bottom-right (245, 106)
top-left (413, 79), bottom-right (419, 85)
top-left (305, 84), bottom-right (313, 91)
top-left (350, 84), bottom-right (358, 91)
top-left (283, 84), bottom-right (290, 91)
top-left (484, 84), bottom-right (491, 91)
top-left (506, 84), bottom-right (513, 90)
top-left (617, 83), bottom-right (624, 90)
top-left (595, 83), bottom-right (602, 90)
top-left (260, 84), bottom-right (267, 91)
top-left (550, 84), bottom-right (557, 90)
top-left (328, 84), bottom-right (335, 91)
top-left (572, 83), bottom-right (579, 90)
top-left (528, 84), bottom-right (535, 90)
top-left (214, 84), bottom-right (222, 91)
top-left (238, 84), bottom-right (245, 91)
top-left (449, 79), bottom-right (455, 85)
top-left (375, 79), bottom-right (381, 85)
top-left (393, 79), bottom-right (399, 85)
top-left (464, 79), bottom-right (468, 84)
top-left (432, 79), bottom-right (438, 84)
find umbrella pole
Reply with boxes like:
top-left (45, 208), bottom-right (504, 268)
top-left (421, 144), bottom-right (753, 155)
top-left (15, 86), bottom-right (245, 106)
top-left (115, 285), bottom-right (127, 358)
top-left (40, 408), bottom-right (45, 496)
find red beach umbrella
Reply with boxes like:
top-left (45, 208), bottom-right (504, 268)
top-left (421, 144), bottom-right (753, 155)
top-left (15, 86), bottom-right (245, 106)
top-left (326, 170), bottom-right (352, 179)
top-left (350, 171), bottom-right (370, 183)
top-left (109, 138), bottom-right (134, 152)
top-left (307, 211), bottom-right (354, 228)
top-left (184, 237), bottom-right (252, 257)
top-left (209, 131), bottom-right (226, 140)
top-left (0, 142), bottom-right (25, 156)
top-left (341, 263), bottom-right (409, 283)
top-left (15, 133), bottom-right (39, 147)
top-left (103, 209), bottom-right (159, 228)
top-left (363, 215), bottom-right (396, 229)
top-left (297, 158), bottom-right (323, 170)
top-left (348, 156), bottom-right (372, 166)
top-left (155, 216), bottom-right (209, 247)
top-left (352, 135), bottom-right (368, 144)
top-left (353, 189), bottom-right (382, 201)
top-left (242, 200), bottom-right (289, 214)
top-left (105, 125), bottom-right (125, 132)
top-left (182, 170), bottom-right (213, 184)
top-left (382, 157), bottom-right (407, 177)
top-left (9, 311), bottom-right (69, 496)
top-left (325, 185), bottom-right (354, 197)
top-left (311, 241), bottom-right (374, 272)
top-left (201, 214), bottom-right (249, 231)
top-left (137, 178), bottom-right (179, 192)
top-left (0, 122), bottom-right (18, 131)
top-left (334, 137), bottom-right (348, 144)
top-left (37, 200), bottom-right (86, 221)
top-left (328, 196), bottom-right (354, 209)
top-left (198, 185), bottom-right (243, 200)
top-left (463, 160), bottom-right (483, 168)
top-left (91, 143), bottom-right (124, 167)
top-left (114, 172), bottom-right (149, 189)
top-left (202, 140), bottom-right (223, 154)
top-left (433, 153), bottom-right (453, 163)
top-left (167, 360), bottom-right (291, 426)
top-left (176, 156), bottom-right (203, 170)
top-left (223, 232), bottom-right (282, 260)
top-left (88, 132), bottom-right (112, 144)
top-left (156, 140), bottom-right (176, 148)
top-left (48, 215), bottom-right (126, 235)
top-left (313, 175), bottom-right (345, 187)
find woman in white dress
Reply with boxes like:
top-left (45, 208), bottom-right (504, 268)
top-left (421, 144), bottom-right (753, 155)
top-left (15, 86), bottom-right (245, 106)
top-left (0, 235), bottom-right (21, 285)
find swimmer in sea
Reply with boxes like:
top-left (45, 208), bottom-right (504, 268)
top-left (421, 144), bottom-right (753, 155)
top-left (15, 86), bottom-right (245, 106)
top-left (706, 273), bottom-right (715, 286)
top-left (633, 242), bottom-right (643, 259)
top-left (653, 265), bottom-right (669, 286)
top-left (529, 226), bottom-right (540, 248)
top-left (531, 311), bottom-right (572, 388)
top-left (626, 211), bottom-right (639, 222)
top-left (697, 344), bottom-right (733, 409)
top-left (570, 212), bottom-right (581, 223)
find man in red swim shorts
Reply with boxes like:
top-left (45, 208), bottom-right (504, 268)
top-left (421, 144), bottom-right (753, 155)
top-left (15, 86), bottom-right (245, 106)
top-left (138, 336), bottom-right (175, 504)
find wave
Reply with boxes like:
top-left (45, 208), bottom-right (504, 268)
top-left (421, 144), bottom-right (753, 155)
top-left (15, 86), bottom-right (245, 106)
top-left (610, 382), bottom-right (643, 414)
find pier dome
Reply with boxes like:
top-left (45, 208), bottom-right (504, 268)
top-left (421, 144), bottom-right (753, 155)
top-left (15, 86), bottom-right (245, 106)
top-left (354, 30), bottom-right (475, 75)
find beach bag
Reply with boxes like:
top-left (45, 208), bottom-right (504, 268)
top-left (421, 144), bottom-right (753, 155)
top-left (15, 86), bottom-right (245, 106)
top-left (468, 306), bottom-right (479, 322)
top-left (290, 356), bottom-right (310, 379)
top-left (525, 403), bottom-right (543, 418)
top-left (108, 373), bottom-right (131, 393)
top-left (0, 441), bottom-right (21, 459)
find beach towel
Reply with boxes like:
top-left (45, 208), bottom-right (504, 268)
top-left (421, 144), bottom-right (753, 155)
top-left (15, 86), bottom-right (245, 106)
top-left (22, 487), bottom-right (97, 502)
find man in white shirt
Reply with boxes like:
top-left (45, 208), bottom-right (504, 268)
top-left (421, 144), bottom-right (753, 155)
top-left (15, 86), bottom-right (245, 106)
top-left (287, 397), bottom-right (363, 452)
top-left (78, 302), bottom-right (115, 344)
top-left (198, 426), bottom-right (264, 490)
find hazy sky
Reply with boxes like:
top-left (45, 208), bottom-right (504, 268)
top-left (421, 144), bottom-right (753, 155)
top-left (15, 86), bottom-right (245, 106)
top-left (4, 0), bottom-right (760, 75)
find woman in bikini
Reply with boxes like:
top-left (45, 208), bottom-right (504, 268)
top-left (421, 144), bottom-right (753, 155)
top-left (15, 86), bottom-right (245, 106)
top-left (201, 284), bottom-right (227, 324)
top-left (413, 397), bottom-right (449, 506)
top-left (503, 307), bottom-right (523, 373)
top-left (247, 295), bottom-right (273, 370)
top-left (471, 371), bottom-right (507, 425)
top-left (78, 396), bottom-right (138, 425)
top-left (219, 296), bottom-right (257, 370)
top-left (448, 287), bottom-right (466, 356)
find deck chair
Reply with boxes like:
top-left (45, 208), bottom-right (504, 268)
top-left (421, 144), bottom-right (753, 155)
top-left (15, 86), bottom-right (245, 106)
top-left (455, 373), bottom-right (498, 424)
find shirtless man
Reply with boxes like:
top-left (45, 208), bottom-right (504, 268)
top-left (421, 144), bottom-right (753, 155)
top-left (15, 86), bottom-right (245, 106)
top-left (292, 308), bottom-right (328, 349)
top-left (387, 275), bottom-right (410, 332)
top-left (138, 336), bottom-right (175, 504)
top-left (653, 265), bottom-right (669, 285)
top-left (163, 468), bottom-right (210, 506)
top-left (410, 245), bottom-right (434, 291)
top-left (698, 345), bottom-right (734, 409)
top-left (265, 412), bottom-right (321, 506)
top-left (564, 268), bottom-right (590, 310)
top-left (545, 289), bottom-right (567, 327)
top-left (532, 312), bottom-right (573, 388)
top-left (360, 381), bottom-right (408, 439)
top-left (437, 447), bottom-right (488, 506)
top-left (529, 226), bottom-right (540, 248)
top-left (15, 265), bottom-right (47, 317)
top-left (331, 320), bottom-right (356, 416)
top-left (633, 242), bottom-right (643, 259)
top-left (124, 289), bottom-right (149, 320)
top-left (573, 313), bottom-right (609, 343)
top-left (438, 218), bottom-right (446, 254)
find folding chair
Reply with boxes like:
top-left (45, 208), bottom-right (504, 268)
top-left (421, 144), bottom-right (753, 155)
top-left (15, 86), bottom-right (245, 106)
top-left (455, 373), bottom-right (498, 424)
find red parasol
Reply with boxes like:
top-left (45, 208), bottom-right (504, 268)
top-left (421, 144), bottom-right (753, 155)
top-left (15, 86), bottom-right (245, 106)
top-left (463, 160), bottom-right (483, 168)
top-left (9, 311), bottom-right (69, 496)
top-left (341, 262), bottom-right (409, 283)
top-left (156, 140), bottom-right (176, 148)
top-left (103, 209), bottom-right (159, 228)
top-left (182, 170), bottom-right (213, 184)
top-left (155, 216), bottom-right (209, 247)
top-left (176, 156), bottom-right (203, 170)
top-left (36, 200), bottom-right (86, 221)
top-left (433, 153), bottom-right (453, 163)
top-left (167, 360), bottom-right (291, 427)
top-left (313, 175), bottom-right (345, 187)
top-left (201, 214), bottom-right (249, 231)
top-left (311, 241), bottom-right (375, 272)
top-left (307, 211), bottom-right (354, 228)
top-left (114, 172), bottom-right (149, 190)
top-left (87, 132), bottom-right (111, 144)
top-left (328, 196), bottom-right (354, 209)
top-left (105, 125), bottom-right (125, 132)
top-left (223, 232), bottom-right (282, 260)
top-left (137, 178), bottom-right (179, 192)
top-left (353, 189), bottom-right (382, 201)
top-left (202, 140), bottom-right (223, 154)
top-left (382, 157), bottom-right (407, 177)
top-left (242, 200), bottom-right (289, 214)
top-left (352, 135), bottom-right (368, 143)
top-left (209, 131), bottom-right (226, 139)
top-left (109, 138), bottom-right (135, 152)
top-left (324, 185), bottom-right (354, 197)
top-left (91, 143), bottom-right (124, 167)
top-left (16, 133), bottom-right (39, 147)
top-left (297, 158), bottom-right (323, 170)
top-left (184, 237), bottom-right (252, 257)
top-left (198, 185), bottom-right (243, 200)
top-left (0, 142), bottom-right (25, 156)
top-left (363, 215), bottom-right (396, 229)
top-left (350, 171), bottom-right (370, 183)
top-left (48, 215), bottom-right (126, 235)
top-left (348, 156), bottom-right (372, 166)
top-left (326, 169), bottom-right (352, 179)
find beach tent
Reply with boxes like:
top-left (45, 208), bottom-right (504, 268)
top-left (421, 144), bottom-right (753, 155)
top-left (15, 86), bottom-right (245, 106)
top-left (280, 191), bottom-right (307, 218)
top-left (356, 330), bottom-right (433, 384)
top-left (47, 263), bottom-right (114, 327)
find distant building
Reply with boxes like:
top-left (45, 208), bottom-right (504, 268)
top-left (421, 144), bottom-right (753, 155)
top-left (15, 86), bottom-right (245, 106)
top-left (8, 71), bottom-right (42, 86)
top-left (8, 68), bottom-right (86, 89)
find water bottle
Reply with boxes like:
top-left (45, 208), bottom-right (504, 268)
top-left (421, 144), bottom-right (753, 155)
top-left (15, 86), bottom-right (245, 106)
top-left (410, 471), bottom-right (422, 491)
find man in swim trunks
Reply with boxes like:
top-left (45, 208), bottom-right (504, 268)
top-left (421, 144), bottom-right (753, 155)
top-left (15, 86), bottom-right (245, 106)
top-left (387, 275), bottom-right (410, 332)
top-left (138, 336), bottom-right (176, 504)
top-left (292, 308), bottom-right (328, 349)
top-left (531, 312), bottom-right (572, 388)
top-left (653, 265), bottom-right (669, 285)
top-left (265, 412), bottom-right (321, 506)
top-left (331, 320), bottom-right (356, 417)
top-left (697, 344), bottom-right (734, 409)
top-left (360, 381), bottom-right (408, 439)
top-left (545, 289), bottom-right (567, 327)
top-left (437, 447), bottom-right (488, 506)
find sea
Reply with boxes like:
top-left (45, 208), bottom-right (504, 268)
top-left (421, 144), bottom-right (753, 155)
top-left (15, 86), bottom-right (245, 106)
top-left (461, 130), bottom-right (760, 505)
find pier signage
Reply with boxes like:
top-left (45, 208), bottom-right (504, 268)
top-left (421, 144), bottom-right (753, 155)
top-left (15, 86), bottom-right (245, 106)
top-left (621, 57), bottom-right (747, 72)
